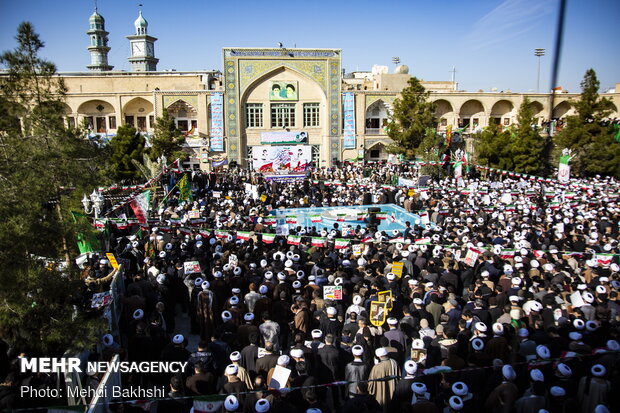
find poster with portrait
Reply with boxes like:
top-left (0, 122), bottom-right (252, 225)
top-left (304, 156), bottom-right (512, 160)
top-left (377, 290), bottom-right (393, 310)
top-left (252, 145), bottom-right (311, 175)
top-left (269, 81), bottom-right (298, 101)
top-left (369, 301), bottom-right (387, 327)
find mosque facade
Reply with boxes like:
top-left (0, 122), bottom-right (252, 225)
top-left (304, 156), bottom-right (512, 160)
top-left (55, 9), bottom-right (620, 170)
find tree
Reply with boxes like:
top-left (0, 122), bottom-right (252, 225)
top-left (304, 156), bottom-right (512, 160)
top-left (107, 123), bottom-right (145, 182)
top-left (149, 109), bottom-right (187, 162)
top-left (0, 22), bottom-right (105, 355)
top-left (555, 69), bottom-right (618, 176)
top-left (473, 123), bottom-right (513, 170)
top-left (386, 77), bottom-right (437, 158)
top-left (511, 97), bottom-right (551, 175)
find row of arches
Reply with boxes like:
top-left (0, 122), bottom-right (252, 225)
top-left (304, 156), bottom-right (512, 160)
top-left (62, 97), bottom-right (200, 135)
top-left (363, 98), bottom-right (615, 135)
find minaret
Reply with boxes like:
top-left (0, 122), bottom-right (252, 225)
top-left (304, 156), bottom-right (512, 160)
top-left (127, 11), bottom-right (159, 71)
top-left (86, 7), bottom-right (113, 71)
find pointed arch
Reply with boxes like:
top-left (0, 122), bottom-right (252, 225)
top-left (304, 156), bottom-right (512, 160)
top-left (365, 100), bottom-right (390, 135)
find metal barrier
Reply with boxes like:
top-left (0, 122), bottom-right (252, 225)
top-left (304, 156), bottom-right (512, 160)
top-left (86, 354), bottom-right (122, 413)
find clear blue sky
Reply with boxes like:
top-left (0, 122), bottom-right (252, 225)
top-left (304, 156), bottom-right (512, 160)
top-left (1, 0), bottom-right (618, 93)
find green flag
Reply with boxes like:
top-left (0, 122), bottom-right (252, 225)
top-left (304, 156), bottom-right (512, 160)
top-left (179, 174), bottom-right (192, 202)
top-left (71, 211), bottom-right (100, 254)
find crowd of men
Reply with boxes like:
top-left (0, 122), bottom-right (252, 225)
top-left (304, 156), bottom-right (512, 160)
top-left (2, 162), bottom-right (619, 413)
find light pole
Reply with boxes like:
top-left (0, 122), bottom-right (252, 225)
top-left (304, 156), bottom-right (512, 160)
top-left (82, 189), bottom-right (104, 220)
top-left (535, 48), bottom-right (545, 93)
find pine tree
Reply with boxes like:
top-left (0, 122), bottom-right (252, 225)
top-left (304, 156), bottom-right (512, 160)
top-left (511, 97), bottom-right (550, 175)
top-left (149, 108), bottom-right (187, 162)
top-left (0, 22), bottom-right (105, 355)
top-left (107, 123), bottom-right (145, 182)
top-left (555, 69), bottom-right (617, 176)
top-left (473, 123), bottom-right (513, 170)
top-left (386, 77), bottom-right (437, 158)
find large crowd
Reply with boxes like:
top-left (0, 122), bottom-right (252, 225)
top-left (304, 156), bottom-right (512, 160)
top-left (2, 162), bottom-right (619, 413)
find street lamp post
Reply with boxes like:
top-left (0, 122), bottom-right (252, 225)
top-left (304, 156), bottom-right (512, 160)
top-left (535, 48), bottom-right (545, 93)
top-left (82, 189), bottom-right (104, 220)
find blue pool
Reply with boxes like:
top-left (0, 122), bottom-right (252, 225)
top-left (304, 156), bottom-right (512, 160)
top-left (272, 204), bottom-right (429, 232)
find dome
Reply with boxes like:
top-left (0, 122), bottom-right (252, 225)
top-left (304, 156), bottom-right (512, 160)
top-left (394, 64), bottom-right (409, 74)
top-left (89, 11), bottom-right (104, 23)
top-left (134, 11), bottom-right (148, 29)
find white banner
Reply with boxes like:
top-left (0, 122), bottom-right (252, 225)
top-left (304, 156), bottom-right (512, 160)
top-left (252, 145), bottom-right (311, 174)
top-left (260, 131), bottom-right (307, 144)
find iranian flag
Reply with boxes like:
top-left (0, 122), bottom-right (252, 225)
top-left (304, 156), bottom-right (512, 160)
top-left (311, 215), bottom-right (322, 223)
top-left (262, 233), bottom-right (276, 244)
top-left (179, 227), bottom-right (192, 235)
top-left (362, 235), bottom-right (373, 243)
top-left (419, 210), bottom-right (430, 225)
top-left (550, 202), bottom-right (560, 210)
top-left (336, 213), bottom-right (347, 222)
top-left (286, 216), bottom-right (298, 224)
top-left (439, 209), bottom-right (449, 215)
top-left (500, 249), bottom-right (516, 259)
top-left (237, 231), bottom-right (251, 241)
top-left (505, 205), bottom-right (516, 212)
top-left (334, 238), bottom-right (350, 249)
top-left (461, 188), bottom-right (472, 195)
top-left (545, 191), bottom-right (555, 198)
top-left (215, 230), bottom-right (228, 239)
top-left (415, 237), bottom-right (431, 245)
top-left (596, 254), bottom-right (614, 267)
top-left (533, 250), bottom-right (545, 258)
top-left (558, 153), bottom-right (571, 183)
top-left (287, 235), bottom-right (302, 245)
top-left (264, 216), bottom-right (277, 225)
top-left (390, 236), bottom-right (405, 243)
top-left (565, 192), bottom-right (576, 199)
top-left (130, 190), bottom-right (151, 224)
top-left (311, 237), bottom-right (326, 247)
top-left (377, 213), bottom-right (388, 220)
top-left (356, 212), bottom-right (366, 221)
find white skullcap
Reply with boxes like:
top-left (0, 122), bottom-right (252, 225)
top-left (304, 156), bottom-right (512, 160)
top-left (102, 334), bottom-right (114, 347)
top-left (502, 365), bottom-right (516, 381)
top-left (607, 340), bottom-right (620, 351)
top-left (259, 285), bottom-right (268, 294)
top-left (255, 399), bottom-right (270, 413)
top-left (591, 364), bottom-right (606, 377)
top-left (194, 278), bottom-right (204, 287)
top-left (452, 381), bottom-right (468, 396)
top-left (292, 280), bottom-right (302, 289)
top-left (594, 405), bottom-right (610, 413)
top-left (264, 271), bottom-right (273, 280)
top-left (326, 306), bottom-right (337, 316)
top-left (224, 395), bottom-right (239, 412)
top-left (277, 355), bottom-right (290, 366)
top-left (133, 309), bottom-right (144, 320)
top-left (230, 351), bottom-right (241, 361)
top-left (556, 363), bottom-right (572, 377)
top-left (404, 360), bottom-right (417, 375)
top-left (225, 364), bottom-right (238, 375)
top-left (536, 345), bottom-right (550, 359)
top-left (492, 323), bottom-right (504, 335)
top-left (201, 281), bottom-right (210, 290)
top-left (290, 348), bottom-right (304, 358)
top-left (244, 312), bottom-right (254, 322)
top-left (353, 295), bottom-right (363, 305)
top-left (472, 338), bottom-right (485, 351)
top-left (475, 322), bottom-right (487, 332)
top-left (375, 347), bottom-right (388, 358)
top-left (311, 329), bottom-right (323, 339)
top-left (573, 319), bottom-right (585, 330)
top-left (518, 328), bottom-right (529, 338)
top-left (511, 277), bottom-right (522, 285)
top-left (230, 296), bottom-right (239, 305)
top-left (411, 382), bottom-right (427, 394)
top-left (387, 317), bottom-right (398, 325)
top-left (530, 368), bottom-right (544, 382)
top-left (352, 345), bottom-right (364, 356)
top-left (596, 285), bottom-right (607, 294)
top-left (449, 396), bottom-right (464, 411)
top-left (222, 311), bottom-right (232, 322)
top-left (411, 339), bottom-right (425, 350)
top-left (550, 386), bottom-right (566, 397)
top-left (413, 298), bottom-right (423, 305)
top-left (582, 292), bottom-right (594, 303)
top-left (172, 334), bottom-right (184, 344)
top-left (569, 332), bottom-right (582, 341)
